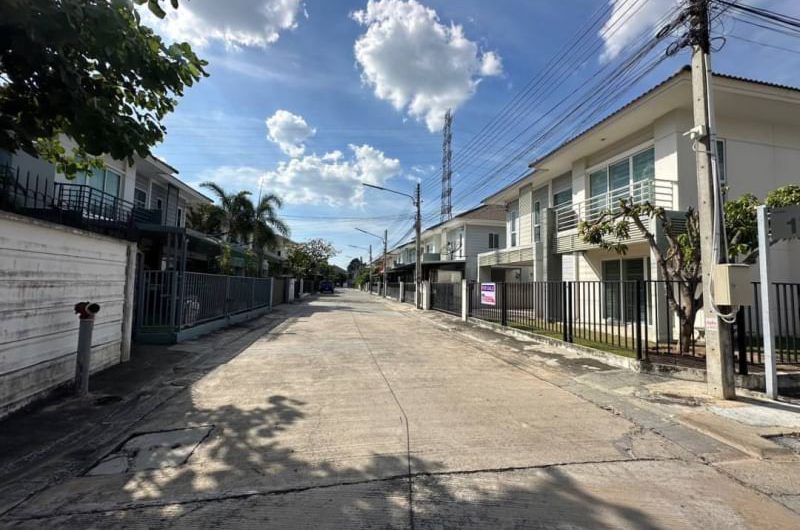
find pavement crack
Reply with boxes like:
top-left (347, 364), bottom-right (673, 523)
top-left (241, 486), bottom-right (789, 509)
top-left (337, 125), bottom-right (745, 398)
top-left (351, 312), bottom-right (415, 530)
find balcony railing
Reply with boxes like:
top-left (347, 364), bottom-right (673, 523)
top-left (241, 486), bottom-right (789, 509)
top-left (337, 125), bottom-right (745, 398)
top-left (1, 163), bottom-right (163, 239)
top-left (554, 179), bottom-right (670, 233)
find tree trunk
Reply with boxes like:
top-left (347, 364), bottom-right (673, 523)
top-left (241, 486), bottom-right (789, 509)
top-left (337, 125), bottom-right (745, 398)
top-left (679, 315), bottom-right (695, 354)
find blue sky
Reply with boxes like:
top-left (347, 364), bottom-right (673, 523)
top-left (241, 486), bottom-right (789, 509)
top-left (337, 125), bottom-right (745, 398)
top-left (143, 0), bottom-right (800, 268)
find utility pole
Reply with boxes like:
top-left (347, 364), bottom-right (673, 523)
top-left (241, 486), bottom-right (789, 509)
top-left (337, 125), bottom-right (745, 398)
top-left (689, 0), bottom-right (735, 398)
top-left (415, 182), bottom-right (422, 309)
top-left (383, 229), bottom-right (388, 296)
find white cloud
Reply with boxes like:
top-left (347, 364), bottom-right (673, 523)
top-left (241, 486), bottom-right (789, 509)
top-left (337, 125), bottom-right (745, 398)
top-left (140, 0), bottom-right (304, 48)
top-left (266, 110), bottom-right (316, 156)
top-left (352, 0), bottom-right (502, 132)
top-left (599, 0), bottom-right (676, 62)
top-left (197, 144), bottom-right (401, 207)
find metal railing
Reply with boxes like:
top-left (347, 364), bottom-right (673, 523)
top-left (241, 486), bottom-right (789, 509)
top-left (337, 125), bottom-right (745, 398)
top-left (402, 282), bottom-right (416, 304)
top-left (1, 163), bottom-right (162, 238)
top-left (386, 282), bottom-right (400, 300)
top-left (463, 280), bottom-right (800, 368)
top-left (136, 271), bottom-right (272, 338)
top-left (553, 179), bottom-right (666, 232)
top-left (431, 282), bottom-right (461, 315)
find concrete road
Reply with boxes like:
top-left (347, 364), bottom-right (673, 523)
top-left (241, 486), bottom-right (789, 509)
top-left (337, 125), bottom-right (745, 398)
top-left (2, 290), bottom-right (799, 529)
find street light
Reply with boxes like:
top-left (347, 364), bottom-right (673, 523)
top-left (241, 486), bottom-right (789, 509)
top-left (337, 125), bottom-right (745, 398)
top-left (362, 182), bottom-right (422, 309)
top-left (355, 227), bottom-right (387, 296)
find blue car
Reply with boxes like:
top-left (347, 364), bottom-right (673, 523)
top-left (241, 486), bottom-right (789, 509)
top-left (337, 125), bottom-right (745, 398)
top-left (320, 280), bottom-right (335, 293)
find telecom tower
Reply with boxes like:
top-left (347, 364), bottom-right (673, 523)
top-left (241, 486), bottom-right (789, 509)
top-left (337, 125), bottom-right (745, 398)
top-left (440, 109), bottom-right (453, 222)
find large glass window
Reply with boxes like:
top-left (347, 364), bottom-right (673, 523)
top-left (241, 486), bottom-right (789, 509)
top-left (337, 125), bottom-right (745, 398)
top-left (715, 139), bottom-right (726, 184)
top-left (533, 201), bottom-right (541, 243)
top-left (74, 167), bottom-right (122, 197)
top-left (602, 258), bottom-right (648, 321)
top-left (632, 149), bottom-right (655, 183)
top-left (134, 188), bottom-right (147, 209)
top-left (589, 147), bottom-right (655, 198)
top-left (509, 208), bottom-right (519, 247)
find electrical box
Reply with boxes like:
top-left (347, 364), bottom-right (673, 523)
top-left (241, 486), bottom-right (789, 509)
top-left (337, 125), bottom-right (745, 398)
top-left (712, 264), bottom-right (753, 306)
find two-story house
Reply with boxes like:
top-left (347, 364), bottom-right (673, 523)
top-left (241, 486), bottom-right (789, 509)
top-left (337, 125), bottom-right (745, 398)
top-left (389, 204), bottom-right (506, 283)
top-left (477, 66), bottom-right (800, 327)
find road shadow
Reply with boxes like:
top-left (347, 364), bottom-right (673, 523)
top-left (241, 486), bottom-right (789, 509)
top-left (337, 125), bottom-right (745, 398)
top-left (3, 392), bottom-right (663, 530)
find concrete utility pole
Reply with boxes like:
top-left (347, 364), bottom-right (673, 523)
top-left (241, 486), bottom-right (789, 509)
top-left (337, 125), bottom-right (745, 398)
top-left (415, 182), bottom-right (422, 309)
top-left (383, 229), bottom-right (388, 296)
top-left (689, 0), bottom-right (735, 398)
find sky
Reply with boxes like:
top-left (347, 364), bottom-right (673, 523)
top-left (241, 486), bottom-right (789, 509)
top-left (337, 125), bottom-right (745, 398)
top-left (141, 0), bottom-right (800, 268)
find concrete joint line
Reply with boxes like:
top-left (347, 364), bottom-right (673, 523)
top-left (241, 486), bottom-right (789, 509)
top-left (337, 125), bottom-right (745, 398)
top-left (351, 312), bottom-right (415, 530)
top-left (4, 457), bottom-right (676, 521)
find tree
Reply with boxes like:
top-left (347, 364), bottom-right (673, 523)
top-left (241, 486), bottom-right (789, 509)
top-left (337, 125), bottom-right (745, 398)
top-left (186, 202), bottom-right (226, 237)
top-left (579, 184), bottom-right (800, 352)
top-left (287, 239), bottom-right (338, 278)
top-left (0, 0), bottom-right (206, 175)
top-left (199, 183), bottom-right (256, 244)
top-left (347, 258), bottom-right (364, 277)
top-left (245, 193), bottom-right (290, 276)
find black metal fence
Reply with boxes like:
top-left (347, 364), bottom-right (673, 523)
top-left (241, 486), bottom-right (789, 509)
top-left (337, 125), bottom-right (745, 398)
top-left (386, 282), bottom-right (400, 300)
top-left (431, 282), bottom-right (462, 315)
top-left (464, 280), bottom-right (800, 368)
top-left (402, 282), bottom-right (416, 304)
top-left (739, 282), bottom-right (800, 365)
top-left (136, 271), bottom-right (272, 341)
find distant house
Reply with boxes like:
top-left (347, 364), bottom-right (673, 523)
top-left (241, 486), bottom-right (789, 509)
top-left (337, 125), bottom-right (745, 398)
top-left (389, 204), bottom-right (506, 283)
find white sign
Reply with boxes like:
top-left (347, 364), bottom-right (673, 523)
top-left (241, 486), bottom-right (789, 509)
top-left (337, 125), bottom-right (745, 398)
top-left (770, 205), bottom-right (800, 242)
top-left (480, 283), bottom-right (496, 306)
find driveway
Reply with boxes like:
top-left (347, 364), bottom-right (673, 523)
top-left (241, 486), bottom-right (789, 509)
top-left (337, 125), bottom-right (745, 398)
top-left (2, 289), bottom-right (799, 529)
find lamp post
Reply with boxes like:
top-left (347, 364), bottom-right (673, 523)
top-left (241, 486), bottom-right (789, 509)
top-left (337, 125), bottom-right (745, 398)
top-left (362, 182), bottom-right (422, 309)
top-left (355, 227), bottom-right (387, 296)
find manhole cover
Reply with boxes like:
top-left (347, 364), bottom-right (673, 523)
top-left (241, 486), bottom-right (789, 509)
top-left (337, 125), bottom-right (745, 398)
top-left (87, 426), bottom-right (213, 476)
top-left (765, 433), bottom-right (800, 453)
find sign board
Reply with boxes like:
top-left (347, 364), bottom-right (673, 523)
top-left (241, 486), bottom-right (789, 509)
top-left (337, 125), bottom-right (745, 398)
top-left (769, 205), bottom-right (800, 242)
top-left (480, 283), bottom-right (496, 306)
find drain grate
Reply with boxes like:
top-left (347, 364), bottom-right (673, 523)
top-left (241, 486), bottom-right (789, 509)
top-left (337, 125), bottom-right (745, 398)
top-left (87, 426), bottom-right (213, 476)
top-left (764, 433), bottom-right (800, 453)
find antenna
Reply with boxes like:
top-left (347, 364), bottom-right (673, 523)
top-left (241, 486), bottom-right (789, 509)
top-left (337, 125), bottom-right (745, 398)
top-left (440, 109), bottom-right (453, 222)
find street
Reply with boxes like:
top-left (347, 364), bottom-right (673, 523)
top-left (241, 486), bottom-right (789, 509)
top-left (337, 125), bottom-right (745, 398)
top-left (2, 289), bottom-right (799, 529)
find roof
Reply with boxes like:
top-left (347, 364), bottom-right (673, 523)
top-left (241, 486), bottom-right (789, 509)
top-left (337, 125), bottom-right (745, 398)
top-left (483, 67), bottom-right (800, 203)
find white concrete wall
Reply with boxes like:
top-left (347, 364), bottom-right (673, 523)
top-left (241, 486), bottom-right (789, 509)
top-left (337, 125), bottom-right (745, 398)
top-left (0, 212), bottom-right (134, 416)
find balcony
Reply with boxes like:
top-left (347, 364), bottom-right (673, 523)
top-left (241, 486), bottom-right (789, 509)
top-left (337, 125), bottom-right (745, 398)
top-left (478, 245), bottom-right (534, 268)
top-left (1, 165), bottom-right (162, 240)
top-left (551, 179), bottom-right (674, 253)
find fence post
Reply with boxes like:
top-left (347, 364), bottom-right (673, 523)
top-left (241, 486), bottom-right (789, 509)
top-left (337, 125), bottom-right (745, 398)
top-left (562, 282), bottom-right (568, 342)
top-left (461, 279), bottom-right (468, 321)
top-left (635, 280), bottom-right (643, 361)
top-left (225, 276), bottom-right (231, 318)
top-left (169, 270), bottom-right (179, 331)
top-left (501, 282), bottom-right (508, 327)
top-left (269, 277), bottom-right (275, 310)
top-left (421, 281), bottom-right (431, 310)
top-left (736, 307), bottom-right (748, 376)
top-left (399, 282), bottom-right (405, 302)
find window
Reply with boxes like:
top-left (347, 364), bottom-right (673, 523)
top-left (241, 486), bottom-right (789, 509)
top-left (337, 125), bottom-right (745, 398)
top-left (488, 233), bottom-right (500, 249)
top-left (156, 198), bottom-right (163, 210)
top-left (74, 167), bottom-right (123, 197)
top-left (533, 201), bottom-right (541, 243)
top-left (588, 147), bottom-right (655, 200)
top-left (602, 258), bottom-right (648, 322)
top-left (508, 208), bottom-right (519, 247)
top-left (134, 188), bottom-right (147, 209)
top-left (553, 189), bottom-right (572, 208)
top-left (458, 232), bottom-right (463, 258)
top-left (177, 207), bottom-right (183, 227)
top-left (715, 139), bottom-right (726, 185)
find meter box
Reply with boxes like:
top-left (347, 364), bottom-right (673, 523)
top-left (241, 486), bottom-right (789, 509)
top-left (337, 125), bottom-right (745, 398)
top-left (712, 264), bottom-right (754, 306)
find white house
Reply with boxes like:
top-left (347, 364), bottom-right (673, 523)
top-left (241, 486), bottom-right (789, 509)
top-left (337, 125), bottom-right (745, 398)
top-left (478, 67), bottom-right (800, 289)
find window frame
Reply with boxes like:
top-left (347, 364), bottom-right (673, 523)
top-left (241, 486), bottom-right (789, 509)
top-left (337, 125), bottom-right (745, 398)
top-left (134, 188), bottom-right (148, 209)
top-left (586, 144), bottom-right (655, 199)
top-left (533, 201), bottom-right (541, 243)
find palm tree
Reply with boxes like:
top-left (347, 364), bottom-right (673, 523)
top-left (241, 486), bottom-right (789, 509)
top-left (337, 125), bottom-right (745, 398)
top-left (200, 182), bottom-right (290, 275)
top-left (200, 182), bottom-right (254, 243)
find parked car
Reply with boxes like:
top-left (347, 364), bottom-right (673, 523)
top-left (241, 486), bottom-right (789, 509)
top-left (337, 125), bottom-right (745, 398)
top-left (320, 280), bottom-right (335, 293)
